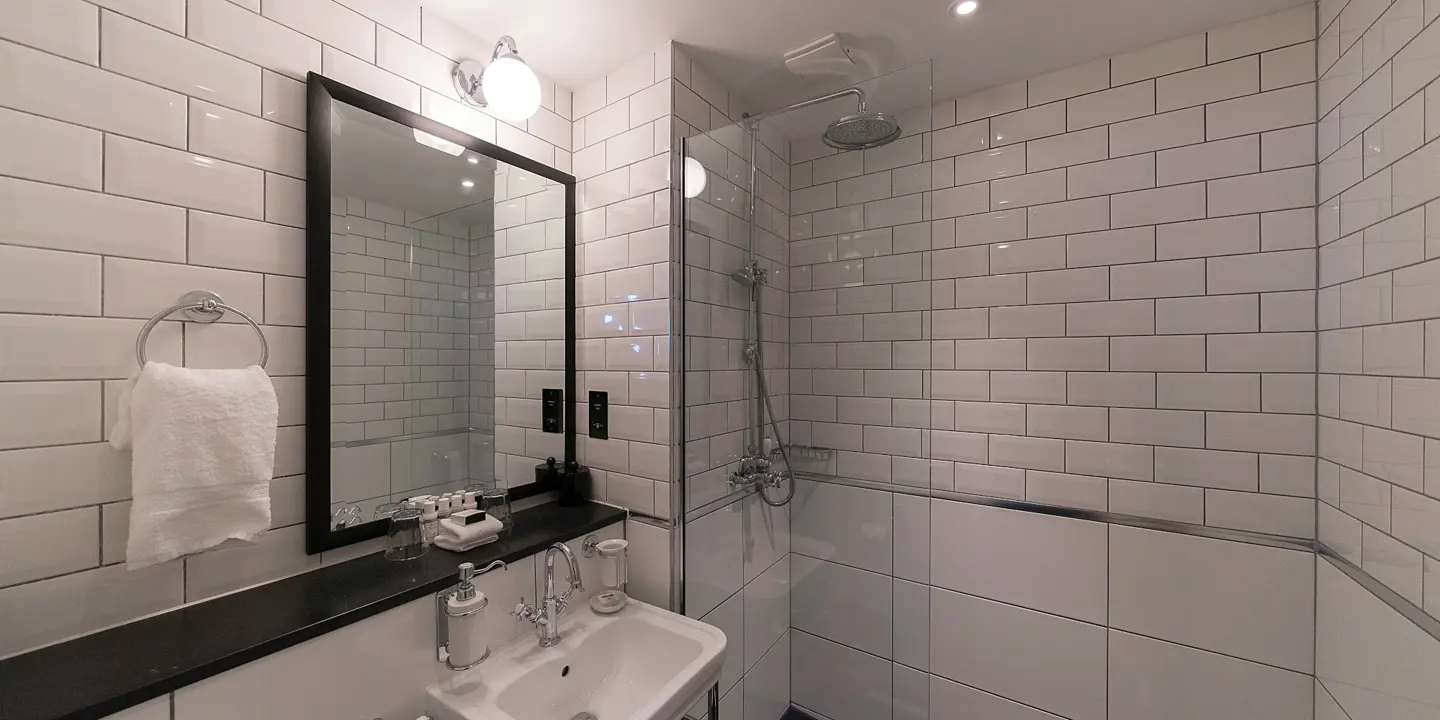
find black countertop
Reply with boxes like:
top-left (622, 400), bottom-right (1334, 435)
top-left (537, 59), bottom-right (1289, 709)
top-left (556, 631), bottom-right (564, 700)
top-left (0, 502), bottom-right (627, 720)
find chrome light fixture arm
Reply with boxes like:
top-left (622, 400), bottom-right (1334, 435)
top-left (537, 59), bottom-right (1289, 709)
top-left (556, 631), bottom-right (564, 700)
top-left (450, 35), bottom-right (540, 121)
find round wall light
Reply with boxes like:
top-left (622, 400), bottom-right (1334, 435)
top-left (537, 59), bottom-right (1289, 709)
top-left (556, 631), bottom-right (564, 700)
top-left (452, 36), bottom-right (542, 122)
top-left (683, 157), bottom-right (708, 199)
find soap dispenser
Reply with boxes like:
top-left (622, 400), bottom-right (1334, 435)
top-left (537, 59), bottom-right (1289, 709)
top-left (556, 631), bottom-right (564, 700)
top-left (442, 563), bottom-right (490, 670)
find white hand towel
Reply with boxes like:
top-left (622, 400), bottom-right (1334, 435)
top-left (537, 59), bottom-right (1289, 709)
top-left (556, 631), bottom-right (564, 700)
top-left (438, 516), bottom-right (504, 545)
top-left (434, 533), bottom-right (500, 553)
top-left (111, 362), bottom-right (278, 569)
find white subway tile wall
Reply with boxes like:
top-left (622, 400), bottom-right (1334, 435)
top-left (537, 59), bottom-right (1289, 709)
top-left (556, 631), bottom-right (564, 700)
top-left (0, 0), bottom-right (577, 658)
top-left (1318, 0), bottom-right (1440, 625)
top-left (785, 7), bottom-right (1319, 539)
top-left (327, 196), bottom-right (492, 520)
top-left (572, 43), bottom-right (681, 518)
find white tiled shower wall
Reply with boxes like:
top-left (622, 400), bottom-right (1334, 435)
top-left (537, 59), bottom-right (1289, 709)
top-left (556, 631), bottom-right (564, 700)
top-left (789, 4), bottom-right (1321, 538)
top-left (779, 12), bottom-right (1327, 718)
top-left (1315, 0), bottom-right (1440, 619)
top-left (1314, 0), bottom-right (1440, 716)
top-left (788, 479), bottom-right (1316, 720)
top-left (0, 0), bottom-right (576, 658)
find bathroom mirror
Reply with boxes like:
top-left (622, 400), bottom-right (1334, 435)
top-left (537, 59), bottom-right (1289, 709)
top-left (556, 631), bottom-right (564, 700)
top-left (305, 74), bottom-right (577, 554)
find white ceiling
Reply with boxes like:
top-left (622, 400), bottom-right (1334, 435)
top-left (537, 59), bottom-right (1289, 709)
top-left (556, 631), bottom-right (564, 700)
top-left (422, 0), bottom-right (1308, 116)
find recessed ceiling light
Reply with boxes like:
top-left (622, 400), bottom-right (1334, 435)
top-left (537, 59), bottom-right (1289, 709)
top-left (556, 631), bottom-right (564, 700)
top-left (461, 180), bottom-right (475, 188)
top-left (467, 157), bottom-right (479, 164)
top-left (951, 0), bottom-right (979, 16)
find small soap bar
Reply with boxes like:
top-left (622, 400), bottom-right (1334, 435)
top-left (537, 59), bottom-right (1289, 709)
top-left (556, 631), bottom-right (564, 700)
top-left (451, 509), bottom-right (487, 526)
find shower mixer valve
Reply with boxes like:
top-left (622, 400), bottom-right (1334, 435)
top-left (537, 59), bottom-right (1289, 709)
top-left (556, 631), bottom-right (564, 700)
top-left (730, 260), bottom-right (768, 287)
top-left (729, 453), bottom-right (789, 491)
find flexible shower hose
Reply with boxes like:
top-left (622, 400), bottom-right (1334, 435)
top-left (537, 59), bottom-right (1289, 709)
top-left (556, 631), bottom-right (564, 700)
top-left (750, 282), bottom-right (796, 507)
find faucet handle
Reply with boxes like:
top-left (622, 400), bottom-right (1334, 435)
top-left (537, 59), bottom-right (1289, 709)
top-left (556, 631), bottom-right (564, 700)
top-left (512, 598), bottom-right (537, 623)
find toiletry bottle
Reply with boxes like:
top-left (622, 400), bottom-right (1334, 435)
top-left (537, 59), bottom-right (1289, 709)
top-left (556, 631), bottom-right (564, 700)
top-left (462, 491), bottom-right (478, 511)
top-left (437, 495), bottom-right (453, 518)
top-left (445, 563), bottom-right (489, 669)
top-left (421, 501), bottom-right (439, 545)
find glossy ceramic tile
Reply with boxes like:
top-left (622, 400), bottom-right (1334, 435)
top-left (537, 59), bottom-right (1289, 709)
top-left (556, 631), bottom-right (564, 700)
top-left (685, 502), bottom-right (743, 619)
top-left (101, 12), bottom-right (260, 114)
top-left (791, 480), bottom-right (892, 574)
top-left (930, 587), bottom-right (1107, 720)
top-left (1108, 630), bottom-right (1314, 720)
top-left (744, 554), bottom-right (790, 671)
top-left (791, 554), bottom-right (892, 657)
top-left (1109, 526), bottom-right (1315, 672)
top-left (930, 499), bottom-right (1107, 623)
top-left (1316, 559), bottom-right (1440, 720)
top-left (930, 674), bottom-right (1066, 719)
top-left (791, 631), bottom-right (893, 720)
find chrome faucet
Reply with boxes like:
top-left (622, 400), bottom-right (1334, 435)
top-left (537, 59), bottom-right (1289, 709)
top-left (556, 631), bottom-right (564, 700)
top-left (512, 542), bottom-right (584, 647)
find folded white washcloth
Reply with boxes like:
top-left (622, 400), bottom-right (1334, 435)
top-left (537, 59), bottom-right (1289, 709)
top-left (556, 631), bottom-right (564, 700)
top-left (434, 533), bottom-right (500, 553)
top-left (438, 515), bottom-right (503, 545)
top-left (111, 362), bottom-right (278, 569)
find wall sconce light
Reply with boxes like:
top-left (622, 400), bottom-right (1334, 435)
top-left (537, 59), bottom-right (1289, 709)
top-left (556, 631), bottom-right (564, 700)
top-left (452, 36), bottom-right (542, 122)
top-left (683, 157), bottom-right (708, 199)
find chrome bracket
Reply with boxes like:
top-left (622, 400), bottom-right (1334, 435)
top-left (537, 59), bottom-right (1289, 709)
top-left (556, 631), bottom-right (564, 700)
top-left (581, 534), bottom-right (601, 558)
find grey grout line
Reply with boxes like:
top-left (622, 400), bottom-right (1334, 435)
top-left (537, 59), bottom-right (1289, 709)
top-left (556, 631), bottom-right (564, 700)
top-left (1316, 675), bottom-right (1357, 720)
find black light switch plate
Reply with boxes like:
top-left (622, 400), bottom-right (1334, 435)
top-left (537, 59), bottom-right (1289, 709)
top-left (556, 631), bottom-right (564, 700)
top-left (588, 391), bottom-right (608, 439)
top-left (542, 388), bottom-right (563, 433)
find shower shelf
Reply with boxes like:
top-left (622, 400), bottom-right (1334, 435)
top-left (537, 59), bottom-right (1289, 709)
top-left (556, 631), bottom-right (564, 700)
top-left (786, 445), bottom-right (833, 460)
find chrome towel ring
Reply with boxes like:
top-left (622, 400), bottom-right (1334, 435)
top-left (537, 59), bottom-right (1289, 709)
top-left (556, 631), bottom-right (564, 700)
top-left (135, 290), bottom-right (269, 368)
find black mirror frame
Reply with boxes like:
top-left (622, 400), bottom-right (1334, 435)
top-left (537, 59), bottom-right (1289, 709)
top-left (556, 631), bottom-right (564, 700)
top-left (305, 73), bottom-right (578, 555)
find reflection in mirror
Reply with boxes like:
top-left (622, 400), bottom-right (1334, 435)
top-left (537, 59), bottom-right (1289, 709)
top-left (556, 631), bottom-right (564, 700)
top-left (325, 99), bottom-right (565, 531)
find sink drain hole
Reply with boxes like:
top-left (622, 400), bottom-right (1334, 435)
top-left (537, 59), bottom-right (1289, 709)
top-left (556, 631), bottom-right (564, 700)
top-left (561, 665), bottom-right (570, 677)
top-left (570, 714), bottom-right (597, 720)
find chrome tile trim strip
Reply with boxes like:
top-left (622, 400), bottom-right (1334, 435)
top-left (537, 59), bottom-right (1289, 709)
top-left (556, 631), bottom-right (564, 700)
top-left (1317, 542), bottom-right (1440, 645)
top-left (682, 485), bottom-right (758, 524)
top-left (329, 426), bottom-right (477, 448)
top-left (625, 508), bottom-right (677, 529)
top-left (797, 471), bottom-right (1316, 553)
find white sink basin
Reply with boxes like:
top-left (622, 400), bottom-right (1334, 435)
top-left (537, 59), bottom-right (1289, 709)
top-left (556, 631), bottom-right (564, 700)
top-left (426, 600), bottom-right (726, 720)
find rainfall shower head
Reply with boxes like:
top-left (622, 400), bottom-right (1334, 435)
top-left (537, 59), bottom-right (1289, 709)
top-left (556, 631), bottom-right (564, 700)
top-left (823, 110), bottom-right (902, 150)
top-left (744, 88), bottom-right (902, 151)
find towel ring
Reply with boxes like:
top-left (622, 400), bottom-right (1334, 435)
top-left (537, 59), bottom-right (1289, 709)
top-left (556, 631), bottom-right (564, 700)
top-left (135, 291), bottom-right (269, 368)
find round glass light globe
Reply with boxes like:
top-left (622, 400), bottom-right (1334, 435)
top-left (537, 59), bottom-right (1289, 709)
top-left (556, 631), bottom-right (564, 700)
top-left (683, 157), bottom-right (708, 199)
top-left (482, 56), bottom-right (541, 122)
